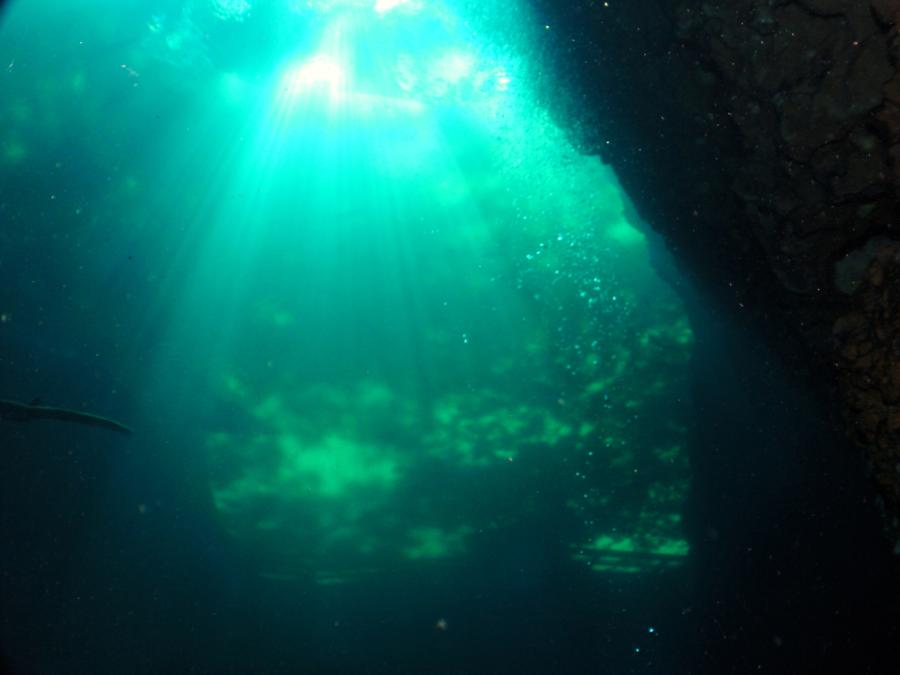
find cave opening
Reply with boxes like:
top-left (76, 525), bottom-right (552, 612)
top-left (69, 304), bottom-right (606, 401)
top-left (0, 1), bottom-right (702, 672)
top-left (5, 1), bottom-right (896, 674)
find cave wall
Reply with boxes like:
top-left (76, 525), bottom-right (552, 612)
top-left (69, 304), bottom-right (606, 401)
top-left (526, 0), bottom-right (900, 670)
top-left (528, 0), bottom-right (900, 540)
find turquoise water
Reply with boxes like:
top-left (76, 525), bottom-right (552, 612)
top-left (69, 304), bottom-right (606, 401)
top-left (1, 1), bottom-right (694, 672)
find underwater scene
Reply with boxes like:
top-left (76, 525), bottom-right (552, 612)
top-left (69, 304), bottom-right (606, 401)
top-left (9, 1), bottom-right (892, 674)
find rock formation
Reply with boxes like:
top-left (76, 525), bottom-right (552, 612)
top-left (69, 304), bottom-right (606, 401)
top-left (529, 0), bottom-right (900, 670)
top-left (835, 243), bottom-right (900, 532)
top-left (531, 0), bottom-right (900, 541)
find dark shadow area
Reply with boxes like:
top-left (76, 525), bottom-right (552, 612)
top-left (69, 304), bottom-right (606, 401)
top-left (674, 279), bottom-right (900, 673)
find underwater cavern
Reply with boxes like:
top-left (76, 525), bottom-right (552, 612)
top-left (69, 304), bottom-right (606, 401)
top-left (0, 1), bottom-right (898, 674)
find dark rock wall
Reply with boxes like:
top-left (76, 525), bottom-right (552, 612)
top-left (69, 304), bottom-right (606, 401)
top-left (676, 0), bottom-right (900, 539)
top-left (527, 0), bottom-right (900, 671)
top-left (528, 0), bottom-right (900, 534)
top-left (835, 243), bottom-right (900, 533)
top-left (528, 0), bottom-right (899, 517)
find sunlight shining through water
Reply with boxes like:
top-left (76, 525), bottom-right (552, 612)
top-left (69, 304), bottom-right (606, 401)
top-left (0, 0), bottom-right (692, 657)
top-left (0, 0), bottom-right (691, 584)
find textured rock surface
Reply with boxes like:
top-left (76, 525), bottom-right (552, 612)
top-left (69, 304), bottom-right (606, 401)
top-left (528, 1), bottom-right (900, 669)
top-left (835, 243), bottom-right (900, 532)
top-left (677, 0), bottom-right (900, 536)
top-left (531, 0), bottom-right (900, 536)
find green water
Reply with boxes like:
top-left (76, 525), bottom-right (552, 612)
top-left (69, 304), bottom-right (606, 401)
top-left (1, 0), bottom-right (691, 642)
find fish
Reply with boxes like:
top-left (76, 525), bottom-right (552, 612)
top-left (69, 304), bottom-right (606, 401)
top-left (0, 398), bottom-right (131, 435)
